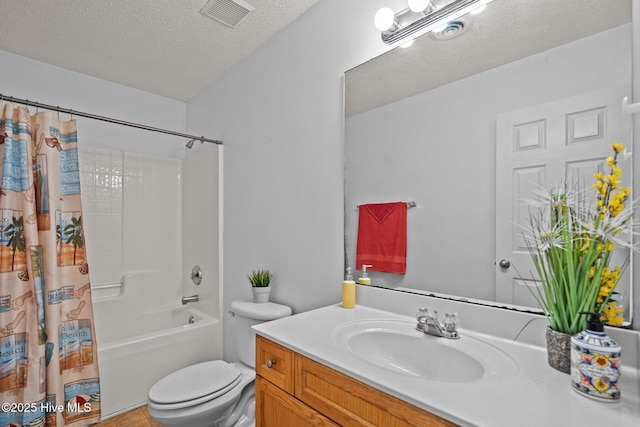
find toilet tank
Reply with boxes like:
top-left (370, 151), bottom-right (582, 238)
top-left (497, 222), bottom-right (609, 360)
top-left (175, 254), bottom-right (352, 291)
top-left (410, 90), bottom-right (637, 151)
top-left (229, 300), bottom-right (292, 368)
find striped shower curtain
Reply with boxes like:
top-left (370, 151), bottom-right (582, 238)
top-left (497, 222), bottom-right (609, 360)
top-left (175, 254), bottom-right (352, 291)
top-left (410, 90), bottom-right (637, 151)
top-left (0, 104), bottom-right (100, 426)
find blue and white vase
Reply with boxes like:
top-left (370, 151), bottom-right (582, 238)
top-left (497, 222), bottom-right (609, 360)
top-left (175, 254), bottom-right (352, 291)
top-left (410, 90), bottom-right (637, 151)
top-left (570, 314), bottom-right (621, 401)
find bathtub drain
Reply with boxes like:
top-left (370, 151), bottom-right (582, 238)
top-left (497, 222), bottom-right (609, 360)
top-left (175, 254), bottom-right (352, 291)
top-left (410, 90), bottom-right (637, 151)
top-left (188, 315), bottom-right (195, 324)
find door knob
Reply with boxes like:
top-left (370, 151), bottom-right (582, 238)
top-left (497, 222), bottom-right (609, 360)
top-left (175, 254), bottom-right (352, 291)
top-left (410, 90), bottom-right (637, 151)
top-left (498, 259), bottom-right (511, 269)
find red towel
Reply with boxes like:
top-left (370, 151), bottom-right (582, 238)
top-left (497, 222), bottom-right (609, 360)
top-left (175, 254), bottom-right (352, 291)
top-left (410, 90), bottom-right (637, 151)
top-left (356, 202), bottom-right (407, 274)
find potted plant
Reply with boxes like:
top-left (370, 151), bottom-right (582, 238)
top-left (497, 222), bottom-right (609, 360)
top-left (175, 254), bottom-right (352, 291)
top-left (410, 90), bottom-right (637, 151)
top-left (522, 142), bottom-right (634, 373)
top-left (247, 268), bottom-right (273, 303)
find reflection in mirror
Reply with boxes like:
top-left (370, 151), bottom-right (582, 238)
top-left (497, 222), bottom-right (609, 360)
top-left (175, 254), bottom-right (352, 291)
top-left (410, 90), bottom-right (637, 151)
top-left (344, 0), bottom-right (635, 327)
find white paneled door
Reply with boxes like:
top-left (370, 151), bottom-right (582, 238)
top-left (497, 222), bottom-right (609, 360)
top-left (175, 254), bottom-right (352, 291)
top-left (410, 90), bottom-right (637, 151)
top-left (495, 88), bottom-right (632, 308)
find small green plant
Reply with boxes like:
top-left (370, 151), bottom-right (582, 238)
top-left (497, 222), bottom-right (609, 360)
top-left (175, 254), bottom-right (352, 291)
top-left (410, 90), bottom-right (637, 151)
top-left (247, 268), bottom-right (273, 287)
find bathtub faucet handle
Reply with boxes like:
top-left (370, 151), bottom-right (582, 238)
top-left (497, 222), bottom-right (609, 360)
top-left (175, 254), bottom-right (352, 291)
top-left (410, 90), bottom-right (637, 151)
top-left (191, 265), bottom-right (202, 285)
top-left (181, 294), bottom-right (199, 305)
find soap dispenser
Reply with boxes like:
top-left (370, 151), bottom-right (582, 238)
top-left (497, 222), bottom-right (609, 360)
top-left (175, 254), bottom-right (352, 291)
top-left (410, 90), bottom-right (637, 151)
top-left (358, 264), bottom-right (372, 285)
top-left (342, 267), bottom-right (356, 309)
top-left (570, 313), bottom-right (621, 401)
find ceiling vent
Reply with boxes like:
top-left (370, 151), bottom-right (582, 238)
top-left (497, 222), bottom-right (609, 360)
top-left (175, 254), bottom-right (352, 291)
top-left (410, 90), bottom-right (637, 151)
top-left (200, 0), bottom-right (254, 28)
top-left (429, 16), bottom-right (473, 41)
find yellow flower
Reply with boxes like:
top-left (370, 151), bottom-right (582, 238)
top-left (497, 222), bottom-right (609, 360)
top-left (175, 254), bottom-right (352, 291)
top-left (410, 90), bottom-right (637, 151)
top-left (598, 285), bottom-right (611, 297)
top-left (601, 301), bottom-right (625, 326)
top-left (612, 141), bottom-right (625, 153)
top-left (613, 166), bottom-right (622, 179)
top-left (596, 266), bottom-right (622, 304)
top-left (608, 316), bottom-right (625, 326)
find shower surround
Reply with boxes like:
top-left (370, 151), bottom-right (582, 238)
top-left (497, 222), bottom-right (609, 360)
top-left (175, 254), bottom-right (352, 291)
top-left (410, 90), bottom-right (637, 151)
top-left (78, 146), bottom-right (222, 418)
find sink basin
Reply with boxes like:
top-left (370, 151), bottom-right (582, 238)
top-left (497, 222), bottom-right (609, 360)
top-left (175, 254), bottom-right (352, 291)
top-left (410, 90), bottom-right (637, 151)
top-left (332, 319), bottom-right (518, 383)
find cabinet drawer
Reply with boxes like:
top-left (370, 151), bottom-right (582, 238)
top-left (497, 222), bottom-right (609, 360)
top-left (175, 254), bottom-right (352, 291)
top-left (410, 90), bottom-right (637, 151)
top-left (295, 354), bottom-right (458, 427)
top-left (256, 336), bottom-right (294, 394)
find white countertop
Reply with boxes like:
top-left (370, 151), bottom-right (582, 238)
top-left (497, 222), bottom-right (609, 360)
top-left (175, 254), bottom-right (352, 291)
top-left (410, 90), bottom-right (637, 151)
top-left (253, 303), bottom-right (640, 427)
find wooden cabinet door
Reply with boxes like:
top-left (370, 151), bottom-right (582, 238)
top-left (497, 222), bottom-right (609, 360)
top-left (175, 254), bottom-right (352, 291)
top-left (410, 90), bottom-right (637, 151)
top-left (256, 376), bottom-right (339, 427)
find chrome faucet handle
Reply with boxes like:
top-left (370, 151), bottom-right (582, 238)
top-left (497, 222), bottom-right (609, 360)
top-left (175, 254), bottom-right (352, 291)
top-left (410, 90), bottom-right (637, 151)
top-left (416, 307), bottom-right (429, 332)
top-left (416, 307), bottom-right (429, 322)
top-left (443, 313), bottom-right (459, 333)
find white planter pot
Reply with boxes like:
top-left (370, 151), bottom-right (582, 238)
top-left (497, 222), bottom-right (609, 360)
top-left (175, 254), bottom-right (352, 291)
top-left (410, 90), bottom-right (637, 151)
top-left (251, 286), bottom-right (271, 303)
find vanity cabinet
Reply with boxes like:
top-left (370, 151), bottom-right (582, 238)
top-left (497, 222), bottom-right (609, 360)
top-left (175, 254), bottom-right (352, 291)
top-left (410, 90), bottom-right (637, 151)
top-left (256, 335), bottom-right (457, 427)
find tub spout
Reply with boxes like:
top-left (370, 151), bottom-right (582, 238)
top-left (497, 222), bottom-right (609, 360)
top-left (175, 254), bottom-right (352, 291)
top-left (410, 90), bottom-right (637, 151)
top-left (181, 294), bottom-right (199, 305)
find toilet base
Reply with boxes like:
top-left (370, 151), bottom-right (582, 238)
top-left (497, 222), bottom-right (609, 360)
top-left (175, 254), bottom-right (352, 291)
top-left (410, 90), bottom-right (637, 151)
top-left (217, 387), bottom-right (255, 427)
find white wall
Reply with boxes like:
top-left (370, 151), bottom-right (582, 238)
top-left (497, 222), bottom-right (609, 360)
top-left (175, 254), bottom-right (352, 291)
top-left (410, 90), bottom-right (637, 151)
top-left (0, 50), bottom-right (187, 158)
top-left (345, 25), bottom-right (632, 301)
top-left (186, 0), bottom-right (397, 361)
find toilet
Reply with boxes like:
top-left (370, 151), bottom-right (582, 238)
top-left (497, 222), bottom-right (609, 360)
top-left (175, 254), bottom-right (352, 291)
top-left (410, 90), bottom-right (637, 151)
top-left (147, 300), bottom-right (292, 427)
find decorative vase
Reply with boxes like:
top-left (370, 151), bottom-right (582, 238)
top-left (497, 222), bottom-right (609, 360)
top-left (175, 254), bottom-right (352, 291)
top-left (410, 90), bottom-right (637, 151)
top-left (546, 326), bottom-right (571, 373)
top-left (251, 286), bottom-right (271, 304)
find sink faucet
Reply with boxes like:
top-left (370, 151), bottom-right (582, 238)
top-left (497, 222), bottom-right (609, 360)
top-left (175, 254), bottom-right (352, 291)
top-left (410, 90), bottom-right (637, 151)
top-left (416, 308), bottom-right (459, 339)
top-left (182, 294), bottom-right (199, 305)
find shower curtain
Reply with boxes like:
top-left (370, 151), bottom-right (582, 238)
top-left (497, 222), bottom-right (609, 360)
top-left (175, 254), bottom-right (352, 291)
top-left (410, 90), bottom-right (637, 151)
top-left (0, 103), bottom-right (100, 426)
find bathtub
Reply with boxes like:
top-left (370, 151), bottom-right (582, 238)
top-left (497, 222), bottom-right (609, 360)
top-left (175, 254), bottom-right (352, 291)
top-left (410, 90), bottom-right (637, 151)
top-left (93, 300), bottom-right (222, 419)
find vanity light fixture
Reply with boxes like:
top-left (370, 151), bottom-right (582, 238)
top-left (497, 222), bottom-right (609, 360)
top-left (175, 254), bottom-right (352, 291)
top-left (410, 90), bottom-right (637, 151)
top-left (408, 0), bottom-right (436, 14)
top-left (374, 0), bottom-right (493, 45)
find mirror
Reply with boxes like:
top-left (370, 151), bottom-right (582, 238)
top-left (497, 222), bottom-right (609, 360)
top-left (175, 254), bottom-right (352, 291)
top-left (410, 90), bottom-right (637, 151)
top-left (344, 0), bottom-right (634, 324)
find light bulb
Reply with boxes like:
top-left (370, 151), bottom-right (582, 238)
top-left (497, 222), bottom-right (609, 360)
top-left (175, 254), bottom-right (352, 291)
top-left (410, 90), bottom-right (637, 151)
top-left (408, 0), bottom-right (430, 13)
top-left (469, 4), bottom-right (487, 15)
top-left (374, 7), bottom-right (396, 31)
top-left (400, 39), bottom-right (414, 48)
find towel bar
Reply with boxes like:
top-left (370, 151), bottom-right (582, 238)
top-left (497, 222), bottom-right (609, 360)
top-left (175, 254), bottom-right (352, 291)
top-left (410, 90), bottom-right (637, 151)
top-left (356, 201), bottom-right (416, 208)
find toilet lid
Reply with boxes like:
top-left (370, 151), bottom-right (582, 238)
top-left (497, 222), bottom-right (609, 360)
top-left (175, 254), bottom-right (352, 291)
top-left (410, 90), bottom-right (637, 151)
top-left (149, 360), bottom-right (241, 405)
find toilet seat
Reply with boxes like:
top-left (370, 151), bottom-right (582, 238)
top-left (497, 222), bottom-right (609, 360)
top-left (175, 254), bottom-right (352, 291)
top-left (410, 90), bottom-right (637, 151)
top-left (148, 360), bottom-right (241, 410)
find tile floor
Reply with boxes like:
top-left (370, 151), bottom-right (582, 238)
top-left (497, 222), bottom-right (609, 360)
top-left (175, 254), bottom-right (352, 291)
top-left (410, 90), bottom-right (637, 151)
top-left (93, 406), bottom-right (164, 427)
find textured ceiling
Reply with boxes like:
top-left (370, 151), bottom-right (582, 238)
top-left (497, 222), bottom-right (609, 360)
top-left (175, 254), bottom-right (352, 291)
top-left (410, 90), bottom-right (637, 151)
top-left (0, 0), bottom-right (319, 101)
top-left (346, 0), bottom-right (632, 117)
top-left (0, 0), bottom-right (631, 108)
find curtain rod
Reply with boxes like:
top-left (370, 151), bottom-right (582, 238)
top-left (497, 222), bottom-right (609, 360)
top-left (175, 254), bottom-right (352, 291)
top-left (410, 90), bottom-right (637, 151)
top-left (0, 93), bottom-right (222, 145)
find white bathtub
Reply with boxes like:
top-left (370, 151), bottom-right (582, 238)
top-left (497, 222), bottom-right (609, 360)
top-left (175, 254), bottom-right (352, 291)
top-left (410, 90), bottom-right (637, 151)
top-left (93, 301), bottom-right (221, 419)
